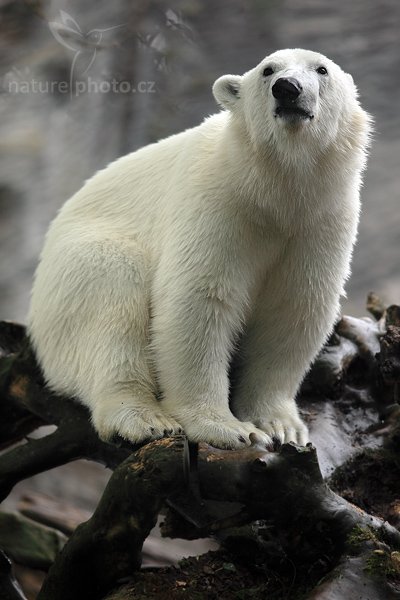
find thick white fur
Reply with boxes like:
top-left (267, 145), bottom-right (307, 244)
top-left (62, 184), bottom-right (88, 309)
top-left (28, 49), bottom-right (371, 449)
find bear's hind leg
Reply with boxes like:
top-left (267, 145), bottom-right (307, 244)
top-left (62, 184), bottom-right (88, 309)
top-left (29, 236), bottom-right (182, 444)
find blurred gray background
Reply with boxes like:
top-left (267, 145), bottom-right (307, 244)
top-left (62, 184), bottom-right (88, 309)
top-left (0, 0), bottom-right (399, 323)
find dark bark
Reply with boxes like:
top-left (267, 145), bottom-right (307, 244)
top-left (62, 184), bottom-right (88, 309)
top-left (0, 551), bottom-right (28, 600)
top-left (28, 437), bottom-right (400, 600)
top-left (37, 437), bottom-right (188, 600)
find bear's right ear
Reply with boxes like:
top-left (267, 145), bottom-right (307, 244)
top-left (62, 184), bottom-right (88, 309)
top-left (212, 75), bottom-right (242, 110)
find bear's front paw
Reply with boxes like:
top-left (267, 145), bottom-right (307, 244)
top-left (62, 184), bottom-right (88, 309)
top-left (254, 413), bottom-right (309, 447)
top-left (161, 404), bottom-right (274, 450)
top-left (184, 416), bottom-right (274, 450)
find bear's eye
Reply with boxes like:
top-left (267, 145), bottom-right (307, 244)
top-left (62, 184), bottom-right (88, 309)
top-left (262, 66), bottom-right (274, 77)
top-left (316, 66), bottom-right (328, 75)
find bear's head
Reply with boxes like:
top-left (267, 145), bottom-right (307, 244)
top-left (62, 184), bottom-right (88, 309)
top-left (213, 49), bottom-right (371, 166)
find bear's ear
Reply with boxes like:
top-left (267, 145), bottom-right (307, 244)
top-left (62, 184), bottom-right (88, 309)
top-left (212, 75), bottom-right (242, 110)
top-left (344, 72), bottom-right (358, 96)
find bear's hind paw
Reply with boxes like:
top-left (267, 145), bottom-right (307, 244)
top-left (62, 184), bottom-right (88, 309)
top-left (92, 404), bottom-right (184, 445)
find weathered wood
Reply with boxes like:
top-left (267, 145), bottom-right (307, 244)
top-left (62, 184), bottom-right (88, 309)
top-left (37, 437), bottom-right (188, 600)
top-left (35, 440), bottom-right (400, 600)
top-left (177, 442), bottom-right (400, 553)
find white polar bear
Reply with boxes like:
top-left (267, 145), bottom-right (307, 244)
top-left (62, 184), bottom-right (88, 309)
top-left (28, 49), bottom-right (371, 450)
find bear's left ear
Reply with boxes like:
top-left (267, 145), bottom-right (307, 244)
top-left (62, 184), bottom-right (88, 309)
top-left (212, 75), bottom-right (242, 110)
top-left (344, 72), bottom-right (358, 96)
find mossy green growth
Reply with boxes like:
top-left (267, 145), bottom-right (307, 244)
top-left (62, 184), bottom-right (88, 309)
top-left (347, 526), bottom-right (400, 581)
top-left (347, 525), bottom-right (378, 551)
top-left (365, 550), bottom-right (397, 578)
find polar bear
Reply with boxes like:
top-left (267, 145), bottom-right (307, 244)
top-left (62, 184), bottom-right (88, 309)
top-left (28, 49), bottom-right (371, 450)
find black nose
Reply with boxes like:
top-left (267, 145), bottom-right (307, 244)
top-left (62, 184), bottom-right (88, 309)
top-left (272, 77), bottom-right (302, 101)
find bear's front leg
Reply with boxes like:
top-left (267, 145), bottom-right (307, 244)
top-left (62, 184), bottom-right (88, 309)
top-left (151, 267), bottom-right (273, 450)
top-left (230, 311), bottom-right (311, 446)
top-left (230, 274), bottom-right (341, 447)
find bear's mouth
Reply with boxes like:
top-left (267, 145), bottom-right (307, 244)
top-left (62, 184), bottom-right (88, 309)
top-left (275, 105), bottom-right (314, 121)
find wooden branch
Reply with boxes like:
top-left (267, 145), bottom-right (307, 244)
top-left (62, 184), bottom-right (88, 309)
top-left (0, 428), bottom-right (90, 503)
top-left (0, 405), bottom-right (131, 502)
top-left (378, 320), bottom-right (400, 406)
top-left (34, 439), bottom-right (400, 600)
top-left (0, 343), bottom-right (45, 450)
top-left (193, 442), bottom-right (400, 547)
top-left (0, 551), bottom-right (28, 600)
top-left (37, 437), bottom-right (188, 600)
top-left (300, 310), bottom-right (384, 398)
top-left (366, 291), bottom-right (386, 321)
top-left (307, 531), bottom-right (400, 600)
